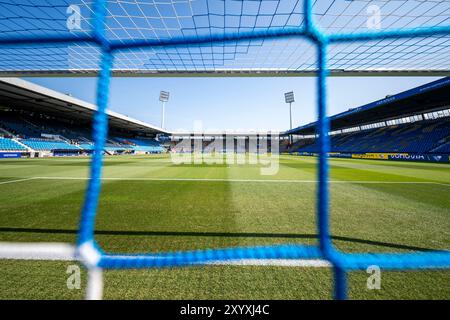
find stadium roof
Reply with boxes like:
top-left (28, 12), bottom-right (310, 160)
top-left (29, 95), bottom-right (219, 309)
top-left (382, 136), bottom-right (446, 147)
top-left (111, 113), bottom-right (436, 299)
top-left (0, 77), bottom-right (169, 135)
top-left (0, 1), bottom-right (449, 76)
top-left (286, 76), bottom-right (450, 135)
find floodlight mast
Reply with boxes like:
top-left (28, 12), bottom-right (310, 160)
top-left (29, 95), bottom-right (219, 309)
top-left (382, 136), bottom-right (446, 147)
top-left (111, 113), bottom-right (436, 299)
top-left (284, 91), bottom-right (295, 144)
top-left (159, 91), bottom-right (170, 129)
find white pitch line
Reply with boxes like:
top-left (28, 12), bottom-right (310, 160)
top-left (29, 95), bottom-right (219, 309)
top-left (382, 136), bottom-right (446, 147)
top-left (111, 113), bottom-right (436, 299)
top-left (0, 177), bottom-right (37, 185)
top-left (31, 176), bottom-right (450, 186)
top-left (0, 242), bottom-right (76, 261)
top-left (207, 259), bottom-right (331, 267)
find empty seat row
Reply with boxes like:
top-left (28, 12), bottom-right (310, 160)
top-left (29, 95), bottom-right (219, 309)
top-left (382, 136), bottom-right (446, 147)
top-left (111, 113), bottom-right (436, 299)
top-left (0, 137), bottom-right (27, 151)
top-left (20, 139), bottom-right (78, 151)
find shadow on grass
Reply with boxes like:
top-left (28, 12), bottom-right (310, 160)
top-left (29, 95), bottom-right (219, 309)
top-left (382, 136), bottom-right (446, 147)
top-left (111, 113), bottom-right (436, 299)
top-left (0, 227), bottom-right (436, 252)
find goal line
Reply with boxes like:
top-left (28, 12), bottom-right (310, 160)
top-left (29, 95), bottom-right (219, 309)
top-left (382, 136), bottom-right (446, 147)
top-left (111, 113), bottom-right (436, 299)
top-left (0, 176), bottom-right (448, 187)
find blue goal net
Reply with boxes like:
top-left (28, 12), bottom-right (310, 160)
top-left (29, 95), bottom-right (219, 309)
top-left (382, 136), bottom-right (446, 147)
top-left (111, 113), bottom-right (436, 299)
top-left (0, 0), bottom-right (449, 300)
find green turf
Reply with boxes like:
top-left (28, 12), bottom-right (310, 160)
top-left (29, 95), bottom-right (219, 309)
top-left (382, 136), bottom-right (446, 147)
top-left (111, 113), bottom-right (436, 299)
top-left (0, 155), bottom-right (449, 299)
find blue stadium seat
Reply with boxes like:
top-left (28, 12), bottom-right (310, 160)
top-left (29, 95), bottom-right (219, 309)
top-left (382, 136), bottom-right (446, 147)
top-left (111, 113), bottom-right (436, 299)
top-left (0, 137), bottom-right (27, 151)
top-left (20, 139), bottom-right (78, 151)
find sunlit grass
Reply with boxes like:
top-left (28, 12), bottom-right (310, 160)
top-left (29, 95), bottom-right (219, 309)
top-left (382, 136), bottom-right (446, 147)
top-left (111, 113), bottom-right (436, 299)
top-left (0, 155), bottom-right (448, 299)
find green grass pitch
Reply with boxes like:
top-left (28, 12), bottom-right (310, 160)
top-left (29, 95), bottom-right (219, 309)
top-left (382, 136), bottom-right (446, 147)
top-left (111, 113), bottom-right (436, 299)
top-left (0, 155), bottom-right (449, 299)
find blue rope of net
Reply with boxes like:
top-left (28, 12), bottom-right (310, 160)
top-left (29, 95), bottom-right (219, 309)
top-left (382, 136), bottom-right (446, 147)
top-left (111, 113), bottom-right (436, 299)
top-left (2, 0), bottom-right (449, 300)
top-left (77, 0), bottom-right (450, 301)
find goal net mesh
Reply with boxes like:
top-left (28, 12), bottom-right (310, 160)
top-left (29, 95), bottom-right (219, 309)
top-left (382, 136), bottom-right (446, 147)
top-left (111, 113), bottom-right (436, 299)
top-left (0, 0), bottom-right (449, 300)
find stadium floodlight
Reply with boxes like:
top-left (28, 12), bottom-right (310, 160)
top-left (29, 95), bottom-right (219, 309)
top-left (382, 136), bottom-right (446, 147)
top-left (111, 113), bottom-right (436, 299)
top-left (159, 91), bottom-right (170, 129)
top-left (285, 91), bottom-right (295, 143)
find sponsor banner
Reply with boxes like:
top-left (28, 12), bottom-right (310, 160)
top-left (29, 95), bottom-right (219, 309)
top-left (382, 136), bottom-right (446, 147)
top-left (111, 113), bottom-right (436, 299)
top-left (0, 152), bottom-right (22, 159)
top-left (351, 153), bottom-right (391, 160)
top-left (388, 153), bottom-right (449, 163)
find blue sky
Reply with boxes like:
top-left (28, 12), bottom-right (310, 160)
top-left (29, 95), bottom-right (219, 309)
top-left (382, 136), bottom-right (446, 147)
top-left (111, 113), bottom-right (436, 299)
top-left (26, 77), bottom-right (438, 130)
top-left (24, 76), bottom-right (441, 132)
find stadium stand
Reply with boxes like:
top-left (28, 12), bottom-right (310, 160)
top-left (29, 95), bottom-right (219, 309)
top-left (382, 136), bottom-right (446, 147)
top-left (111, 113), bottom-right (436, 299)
top-left (0, 78), bottom-right (167, 156)
top-left (78, 143), bottom-right (95, 151)
top-left (0, 0), bottom-right (448, 302)
top-left (431, 141), bottom-right (450, 154)
top-left (0, 116), bottom-right (41, 138)
top-left (286, 77), bottom-right (450, 157)
top-left (0, 113), bottom-right (165, 154)
top-left (0, 137), bottom-right (26, 151)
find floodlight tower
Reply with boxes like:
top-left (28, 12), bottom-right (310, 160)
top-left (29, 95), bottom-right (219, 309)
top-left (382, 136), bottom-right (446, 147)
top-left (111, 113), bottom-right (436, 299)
top-left (159, 90), bottom-right (170, 129)
top-left (284, 91), bottom-right (295, 144)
